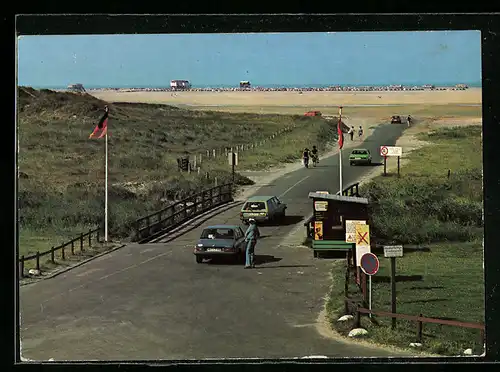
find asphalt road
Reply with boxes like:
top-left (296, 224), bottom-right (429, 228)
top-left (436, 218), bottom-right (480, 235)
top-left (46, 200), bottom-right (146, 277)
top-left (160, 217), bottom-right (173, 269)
top-left (20, 123), bottom-right (410, 360)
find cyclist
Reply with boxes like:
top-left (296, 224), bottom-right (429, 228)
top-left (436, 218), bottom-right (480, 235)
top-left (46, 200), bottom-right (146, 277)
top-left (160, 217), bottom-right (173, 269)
top-left (302, 147), bottom-right (310, 168)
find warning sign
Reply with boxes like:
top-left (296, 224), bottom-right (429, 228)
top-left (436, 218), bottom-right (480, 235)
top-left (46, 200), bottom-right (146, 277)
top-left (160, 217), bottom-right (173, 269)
top-left (314, 201), bottom-right (328, 212)
top-left (345, 220), bottom-right (366, 243)
top-left (355, 224), bottom-right (370, 246)
top-left (314, 221), bottom-right (324, 240)
top-left (355, 224), bottom-right (371, 267)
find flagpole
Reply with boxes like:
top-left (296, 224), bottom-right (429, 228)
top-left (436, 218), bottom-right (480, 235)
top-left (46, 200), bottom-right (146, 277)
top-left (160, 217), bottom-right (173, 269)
top-left (104, 130), bottom-right (108, 243)
top-left (339, 106), bottom-right (343, 194)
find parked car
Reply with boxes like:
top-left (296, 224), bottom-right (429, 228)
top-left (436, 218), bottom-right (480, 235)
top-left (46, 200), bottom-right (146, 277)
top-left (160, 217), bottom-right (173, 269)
top-left (193, 225), bottom-right (246, 264)
top-left (240, 196), bottom-right (287, 224)
top-left (391, 115), bottom-right (402, 124)
top-left (304, 110), bottom-right (322, 117)
top-left (349, 149), bottom-right (372, 166)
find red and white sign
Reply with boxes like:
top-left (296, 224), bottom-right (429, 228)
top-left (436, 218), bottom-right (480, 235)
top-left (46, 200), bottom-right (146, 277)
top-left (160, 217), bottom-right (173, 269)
top-left (380, 146), bottom-right (402, 157)
top-left (360, 252), bottom-right (380, 276)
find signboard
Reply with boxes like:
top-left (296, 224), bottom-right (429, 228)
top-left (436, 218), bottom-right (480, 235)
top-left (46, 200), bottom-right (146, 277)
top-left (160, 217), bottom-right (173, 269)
top-left (314, 221), bottom-right (324, 240)
top-left (228, 152), bottom-right (239, 166)
top-left (360, 253), bottom-right (380, 275)
top-left (345, 220), bottom-right (366, 243)
top-left (314, 201), bottom-right (328, 212)
top-left (355, 224), bottom-right (371, 267)
top-left (383, 245), bottom-right (404, 258)
top-left (380, 146), bottom-right (402, 157)
top-left (355, 224), bottom-right (370, 246)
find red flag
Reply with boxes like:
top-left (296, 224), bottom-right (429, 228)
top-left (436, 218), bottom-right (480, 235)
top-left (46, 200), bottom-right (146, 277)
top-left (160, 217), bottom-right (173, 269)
top-left (89, 106), bottom-right (109, 139)
top-left (337, 117), bottom-right (344, 150)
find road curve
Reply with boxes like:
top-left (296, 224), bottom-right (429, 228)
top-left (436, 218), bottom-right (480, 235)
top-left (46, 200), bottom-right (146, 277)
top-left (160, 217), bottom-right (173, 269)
top-left (20, 123), bottom-right (412, 360)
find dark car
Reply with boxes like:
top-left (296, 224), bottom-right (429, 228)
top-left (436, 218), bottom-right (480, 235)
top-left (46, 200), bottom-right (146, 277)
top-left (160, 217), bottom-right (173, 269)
top-left (391, 115), bottom-right (402, 124)
top-left (193, 225), bottom-right (246, 264)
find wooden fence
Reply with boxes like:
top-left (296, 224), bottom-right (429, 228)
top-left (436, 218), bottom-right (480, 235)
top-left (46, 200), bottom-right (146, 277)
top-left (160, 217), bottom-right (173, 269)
top-left (179, 125), bottom-right (298, 176)
top-left (336, 182), bottom-right (360, 197)
top-left (343, 249), bottom-right (485, 345)
top-left (19, 226), bottom-right (102, 278)
top-left (134, 183), bottom-right (234, 243)
top-left (355, 307), bottom-right (485, 345)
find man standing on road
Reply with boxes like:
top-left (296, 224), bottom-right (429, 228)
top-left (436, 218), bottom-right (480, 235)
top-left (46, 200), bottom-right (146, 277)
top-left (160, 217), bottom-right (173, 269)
top-left (244, 218), bottom-right (260, 269)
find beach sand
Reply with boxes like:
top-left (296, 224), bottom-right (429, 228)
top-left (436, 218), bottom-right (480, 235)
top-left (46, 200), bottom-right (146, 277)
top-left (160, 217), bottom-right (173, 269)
top-left (90, 88), bottom-right (482, 108)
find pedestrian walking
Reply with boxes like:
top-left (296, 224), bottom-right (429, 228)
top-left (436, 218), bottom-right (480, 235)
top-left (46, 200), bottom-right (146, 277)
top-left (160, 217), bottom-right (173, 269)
top-left (358, 126), bottom-right (364, 138)
top-left (244, 218), bottom-right (260, 268)
top-left (348, 126), bottom-right (354, 141)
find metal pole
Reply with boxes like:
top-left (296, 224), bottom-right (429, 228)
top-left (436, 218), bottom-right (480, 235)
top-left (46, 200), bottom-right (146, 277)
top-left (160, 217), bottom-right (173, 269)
top-left (105, 131), bottom-right (108, 242)
top-left (339, 106), bottom-right (343, 193)
top-left (369, 275), bottom-right (372, 318)
top-left (391, 257), bottom-right (397, 329)
top-left (384, 156), bottom-right (387, 176)
top-left (232, 153), bottom-right (235, 184)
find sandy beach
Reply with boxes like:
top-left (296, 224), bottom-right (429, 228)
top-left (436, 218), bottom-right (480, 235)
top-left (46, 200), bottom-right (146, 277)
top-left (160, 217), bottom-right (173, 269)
top-left (90, 88), bottom-right (482, 107)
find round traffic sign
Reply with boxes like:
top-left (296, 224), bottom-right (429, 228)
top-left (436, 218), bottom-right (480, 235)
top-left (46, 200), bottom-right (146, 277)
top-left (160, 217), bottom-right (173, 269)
top-left (380, 146), bottom-right (388, 156)
top-left (360, 252), bottom-right (379, 275)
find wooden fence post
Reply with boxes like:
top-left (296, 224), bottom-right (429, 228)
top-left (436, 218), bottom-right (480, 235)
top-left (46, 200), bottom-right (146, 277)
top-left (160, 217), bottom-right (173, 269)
top-left (62, 245), bottom-right (65, 260)
top-left (80, 233), bottom-right (84, 252)
top-left (19, 256), bottom-right (24, 278)
top-left (71, 241), bottom-right (75, 255)
top-left (36, 251), bottom-right (40, 271)
top-left (88, 229), bottom-right (92, 247)
top-left (97, 228), bottom-right (100, 243)
top-left (355, 306), bottom-right (361, 328)
top-left (51, 246), bottom-right (55, 263)
top-left (417, 313), bottom-right (423, 342)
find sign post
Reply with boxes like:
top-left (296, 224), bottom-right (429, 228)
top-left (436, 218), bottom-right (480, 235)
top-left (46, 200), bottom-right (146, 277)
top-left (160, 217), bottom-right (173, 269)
top-left (355, 224), bottom-right (371, 289)
top-left (383, 245), bottom-right (403, 329)
top-left (229, 152), bottom-right (238, 184)
top-left (380, 146), bottom-right (403, 177)
top-left (360, 252), bottom-right (379, 318)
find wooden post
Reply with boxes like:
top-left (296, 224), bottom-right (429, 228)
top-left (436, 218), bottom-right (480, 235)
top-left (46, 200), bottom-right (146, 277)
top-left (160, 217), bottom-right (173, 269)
top-left (447, 169), bottom-right (451, 179)
top-left (417, 313), bottom-right (423, 342)
top-left (383, 156), bottom-right (387, 176)
top-left (344, 263), bottom-right (349, 298)
top-left (19, 256), bottom-right (24, 278)
top-left (397, 156), bottom-right (400, 176)
top-left (88, 229), bottom-right (92, 246)
top-left (36, 251), bottom-right (40, 271)
top-left (231, 153), bottom-right (235, 185)
top-left (51, 246), bottom-right (55, 263)
top-left (97, 228), bottom-right (100, 243)
top-left (71, 241), bottom-right (75, 255)
top-left (355, 306), bottom-right (361, 328)
top-left (61, 245), bottom-right (65, 260)
top-left (391, 256), bottom-right (397, 329)
top-left (80, 233), bottom-right (84, 252)
top-left (212, 149), bottom-right (216, 157)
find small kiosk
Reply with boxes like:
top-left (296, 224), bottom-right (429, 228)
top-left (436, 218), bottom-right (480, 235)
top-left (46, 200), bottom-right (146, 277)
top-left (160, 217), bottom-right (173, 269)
top-left (308, 191), bottom-right (369, 257)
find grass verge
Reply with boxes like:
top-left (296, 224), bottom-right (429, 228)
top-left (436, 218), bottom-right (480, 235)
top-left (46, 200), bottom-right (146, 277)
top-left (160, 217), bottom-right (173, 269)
top-left (325, 125), bottom-right (484, 356)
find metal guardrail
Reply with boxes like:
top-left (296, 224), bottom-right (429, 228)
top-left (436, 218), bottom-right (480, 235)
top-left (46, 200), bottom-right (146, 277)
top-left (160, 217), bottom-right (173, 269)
top-left (133, 183), bottom-right (234, 243)
top-left (19, 226), bottom-right (102, 277)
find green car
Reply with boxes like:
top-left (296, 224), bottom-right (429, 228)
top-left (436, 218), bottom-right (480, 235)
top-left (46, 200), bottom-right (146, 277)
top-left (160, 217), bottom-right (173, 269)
top-left (240, 195), bottom-right (287, 224)
top-left (349, 148), bottom-right (372, 166)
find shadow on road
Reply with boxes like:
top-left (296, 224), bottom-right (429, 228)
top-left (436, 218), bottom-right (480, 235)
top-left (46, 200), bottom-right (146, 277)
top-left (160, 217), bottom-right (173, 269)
top-left (254, 255), bottom-right (282, 265)
top-left (263, 215), bottom-right (304, 227)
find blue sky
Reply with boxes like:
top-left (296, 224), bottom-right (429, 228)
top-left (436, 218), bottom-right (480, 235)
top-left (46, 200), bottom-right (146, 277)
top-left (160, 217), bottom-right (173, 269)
top-left (17, 31), bottom-right (482, 88)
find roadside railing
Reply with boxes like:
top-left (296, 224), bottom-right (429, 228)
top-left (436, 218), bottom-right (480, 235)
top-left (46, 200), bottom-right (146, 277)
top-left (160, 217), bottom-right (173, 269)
top-left (133, 183), bottom-right (234, 243)
top-left (336, 182), bottom-right (360, 197)
top-left (19, 226), bottom-right (102, 278)
top-left (354, 307), bottom-right (485, 345)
